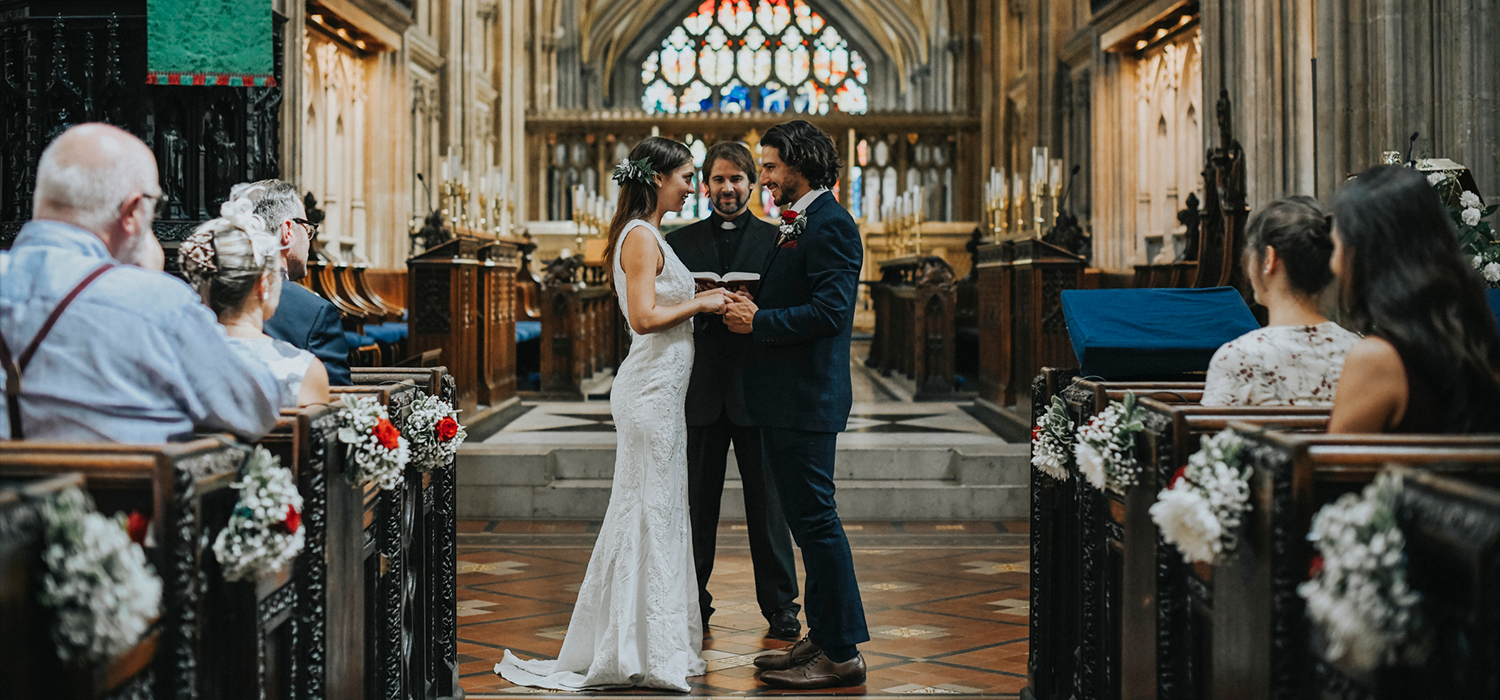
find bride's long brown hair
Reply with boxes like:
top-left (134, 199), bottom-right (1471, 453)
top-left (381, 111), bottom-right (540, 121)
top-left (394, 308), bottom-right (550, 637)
top-left (602, 136), bottom-right (693, 285)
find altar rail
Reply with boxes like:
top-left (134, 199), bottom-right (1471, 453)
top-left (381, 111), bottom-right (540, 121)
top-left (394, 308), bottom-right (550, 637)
top-left (866, 256), bottom-right (959, 399)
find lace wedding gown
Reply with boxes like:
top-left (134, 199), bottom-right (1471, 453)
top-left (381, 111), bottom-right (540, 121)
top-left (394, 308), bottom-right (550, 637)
top-left (496, 220), bottom-right (707, 692)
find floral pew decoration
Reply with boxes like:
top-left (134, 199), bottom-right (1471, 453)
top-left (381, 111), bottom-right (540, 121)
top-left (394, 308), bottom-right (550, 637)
top-left (1074, 390), bottom-right (1145, 493)
top-left (1298, 472), bottom-right (1429, 671)
top-left (1031, 395), bottom-right (1074, 481)
top-left (407, 394), bottom-right (467, 472)
top-left (39, 488), bottom-right (162, 664)
top-left (337, 394), bottom-right (410, 490)
top-left (212, 446), bottom-right (305, 582)
top-left (1150, 428), bottom-right (1253, 564)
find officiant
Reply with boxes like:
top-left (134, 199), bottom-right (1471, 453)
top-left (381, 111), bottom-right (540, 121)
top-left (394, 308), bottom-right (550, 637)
top-left (666, 142), bottom-right (801, 640)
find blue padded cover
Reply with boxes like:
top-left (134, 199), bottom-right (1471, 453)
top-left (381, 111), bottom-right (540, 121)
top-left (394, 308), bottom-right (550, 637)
top-left (1060, 286), bottom-right (1260, 379)
top-left (516, 321), bottom-right (542, 343)
top-left (364, 322), bottom-right (408, 344)
top-left (343, 331), bottom-right (376, 348)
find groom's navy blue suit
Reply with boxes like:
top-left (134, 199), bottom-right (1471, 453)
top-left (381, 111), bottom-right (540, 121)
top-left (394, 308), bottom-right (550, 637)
top-left (742, 190), bottom-right (869, 654)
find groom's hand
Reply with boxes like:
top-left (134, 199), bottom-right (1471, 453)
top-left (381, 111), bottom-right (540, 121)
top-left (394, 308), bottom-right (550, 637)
top-left (724, 295), bottom-right (757, 334)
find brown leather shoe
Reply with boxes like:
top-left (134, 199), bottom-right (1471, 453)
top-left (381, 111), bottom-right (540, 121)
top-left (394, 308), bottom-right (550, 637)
top-left (759, 651), bottom-right (866, 689)
top-left (752, 636), bottom-right (821, 671)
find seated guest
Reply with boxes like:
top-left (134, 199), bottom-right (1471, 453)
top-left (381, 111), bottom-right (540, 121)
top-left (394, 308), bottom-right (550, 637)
top-left (0, 123), bottom-right (280, 442)
top-left (243, 179), bottom-right (352, 385)
top-left (1328, 165), bottom-right (1500, 433)
top-left (179, 187), bottom-right (331, 408)
top-left (1202, 196), bottom-right (1359, 405)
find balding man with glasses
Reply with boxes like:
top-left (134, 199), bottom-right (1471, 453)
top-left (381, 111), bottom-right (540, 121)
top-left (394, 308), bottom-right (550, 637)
top-left (245, 179), bottom-right (352, 386)
top-left (0, 123), bottom-right (280, 442)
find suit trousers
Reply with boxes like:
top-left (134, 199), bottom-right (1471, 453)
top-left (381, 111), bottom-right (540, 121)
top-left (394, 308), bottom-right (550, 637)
top-left (761, 427), bottom-right (870, 651)
top-left (687, 413), bottom-right (800, 624)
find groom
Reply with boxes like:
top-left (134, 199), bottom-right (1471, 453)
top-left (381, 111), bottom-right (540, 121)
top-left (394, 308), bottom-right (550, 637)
top-left (724, 120), bottom-right (868, 689)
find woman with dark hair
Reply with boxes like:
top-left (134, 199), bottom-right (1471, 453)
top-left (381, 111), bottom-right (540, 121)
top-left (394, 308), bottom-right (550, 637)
top-left (1327, 165), bottom-right (1500, 433)
top-left (497, 136), bottom-right (728, 691)
top-left (1201, 196), bottom-right (1359, 405)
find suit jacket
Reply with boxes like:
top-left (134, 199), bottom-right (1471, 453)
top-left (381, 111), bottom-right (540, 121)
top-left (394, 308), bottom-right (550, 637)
top-left (264, 281), bottom-right (352, 386)
top-left (742, 191), bottom-right (862, 433)
top-left (665, 210), bottom-right (777, 427)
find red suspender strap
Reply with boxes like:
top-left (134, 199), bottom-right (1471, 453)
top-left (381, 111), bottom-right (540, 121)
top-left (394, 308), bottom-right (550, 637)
top-left (0, 262), bottom-right (115, 440)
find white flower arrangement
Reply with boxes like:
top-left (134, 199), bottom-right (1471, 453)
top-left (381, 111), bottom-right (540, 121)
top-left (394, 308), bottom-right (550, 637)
top-left (38, 488), bottom-right (162, 664)
top-left (336, 394), bottom-right (409, 490)
top-left (1030, 395), bottom-right (1073, 481)
top-left (1298, 472), bottom-right (1429, 672)
top-left (1150, 429), bottom-right (1252, 564)
top-left (212, 447), bottom-right (305, 582)
top-left (1073, 391), bottom-right (1145, 494)
top-left (406, 394), bottom-right (467, 472)
top-left (1428, 173), bottom-right (1500, 288)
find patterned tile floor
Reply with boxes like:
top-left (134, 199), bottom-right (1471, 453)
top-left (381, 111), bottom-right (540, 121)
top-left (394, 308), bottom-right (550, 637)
top-left (457, 519), bottom-right (1031, 698)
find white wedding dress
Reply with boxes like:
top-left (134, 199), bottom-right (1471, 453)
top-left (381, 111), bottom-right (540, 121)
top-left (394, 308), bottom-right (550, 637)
top-left (496, 220), bottom-right (707, 692)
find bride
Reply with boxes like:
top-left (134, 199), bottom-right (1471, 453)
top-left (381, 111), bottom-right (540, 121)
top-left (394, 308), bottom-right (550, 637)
top-left (496, 137), bottom-right (732, 692)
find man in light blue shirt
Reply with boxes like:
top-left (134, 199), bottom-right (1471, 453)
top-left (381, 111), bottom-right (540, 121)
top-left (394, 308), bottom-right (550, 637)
top-left (0, 123), bottom-right (281, 443)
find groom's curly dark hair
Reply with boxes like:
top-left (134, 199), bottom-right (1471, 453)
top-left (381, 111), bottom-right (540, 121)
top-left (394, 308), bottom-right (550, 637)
top-left (760, 120), bottom-right (841, 190)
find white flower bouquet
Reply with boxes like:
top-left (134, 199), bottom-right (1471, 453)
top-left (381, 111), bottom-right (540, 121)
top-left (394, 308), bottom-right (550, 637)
top-left (1428, 173), bottom-right (1500, 287)
top-left (38, 488), bottom-right (162, 663)
top-left (1298, 472), bottom-right (1429, 671)
top-left (406, 394), bottom-right (467, 472)
top-left (1073, 391), bottom-right (1145, 494)
top-left (1031, 395), bottom-right (1074, 481)
top-left (1150, 429), bottom-right (1251, 564)
top-left (336, 394), bottom-right (410, 490)
top-left (212, 446), bottom-right (305, 582)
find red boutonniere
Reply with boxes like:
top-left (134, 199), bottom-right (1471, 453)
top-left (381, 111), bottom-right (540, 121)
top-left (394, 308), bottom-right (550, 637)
top-left (374, 418), bottom-right (402, 451)
top-left (1170, 465), bottom-right (1188, 488)
top-left (436, 416), bottom-right (460, 442)
top-left (777, 209), bottom-right (808, 247)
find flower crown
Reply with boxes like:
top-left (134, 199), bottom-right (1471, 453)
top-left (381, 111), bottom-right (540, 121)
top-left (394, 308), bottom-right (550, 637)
top-left (612, 157), bottom-right (658, 186)
top-left (179, 192), bottom-right (280, 284)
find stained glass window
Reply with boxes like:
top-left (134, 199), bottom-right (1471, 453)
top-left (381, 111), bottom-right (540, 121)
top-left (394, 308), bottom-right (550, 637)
top-left (641, 0), bottom-right (868, 115)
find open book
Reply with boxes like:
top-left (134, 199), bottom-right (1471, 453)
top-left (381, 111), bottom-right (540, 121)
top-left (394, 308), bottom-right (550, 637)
top-left (692, 271), bottom-right (760, 295)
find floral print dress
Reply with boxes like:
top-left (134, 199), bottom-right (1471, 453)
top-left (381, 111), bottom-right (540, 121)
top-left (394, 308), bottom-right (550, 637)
top-left (1200, 322), bottom-right (1361, 406)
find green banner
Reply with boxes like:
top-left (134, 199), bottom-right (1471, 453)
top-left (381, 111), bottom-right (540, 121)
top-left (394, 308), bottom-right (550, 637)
top-left (146, 0), bottom-right (275, 87)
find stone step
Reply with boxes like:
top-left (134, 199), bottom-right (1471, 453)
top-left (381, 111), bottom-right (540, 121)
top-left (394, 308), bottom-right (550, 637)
top-left (456, 441), bottom-right (1030, 520)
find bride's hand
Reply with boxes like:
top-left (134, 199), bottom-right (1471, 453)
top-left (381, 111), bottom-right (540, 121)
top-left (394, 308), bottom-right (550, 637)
top-left (697, 288), bottom-right (730, 315)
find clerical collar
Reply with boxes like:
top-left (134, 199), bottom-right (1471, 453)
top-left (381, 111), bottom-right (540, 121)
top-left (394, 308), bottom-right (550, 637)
top-left (712, 207), bottom-right (753, 230)
top-left (786, 187), bottom-right (829, 214)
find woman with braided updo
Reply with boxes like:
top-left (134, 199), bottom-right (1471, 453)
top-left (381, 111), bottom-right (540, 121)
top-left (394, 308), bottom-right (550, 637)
top-left (178, 187), bottom-right (330, 408)
top-left (1200, 196), bottom-right (1360, 406)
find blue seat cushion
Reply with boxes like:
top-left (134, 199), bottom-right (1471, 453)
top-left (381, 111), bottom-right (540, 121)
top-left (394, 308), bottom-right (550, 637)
top-left (516, 321), bottom-right (542, 343)
top-left (1060, 286), bottom-right (1260, 380)
top-left (365, 322), bottom-right (408, 344)
top-left (343, 331), bottom-right (376, 348)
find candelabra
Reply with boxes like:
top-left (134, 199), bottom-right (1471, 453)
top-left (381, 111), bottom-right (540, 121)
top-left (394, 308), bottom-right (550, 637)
top-left (983, 168), bottom-right (1010, 240)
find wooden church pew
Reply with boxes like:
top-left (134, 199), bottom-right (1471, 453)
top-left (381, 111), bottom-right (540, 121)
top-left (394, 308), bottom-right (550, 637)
top-left (0, 438), bottom-right (292, 700)
top-left (1132, 400), bottom-right (1329, 700)
top-left (1312, 466), bottom-right (1500, 700)
top-left (0, 473), bottom-right (160, 700)
top-left (350, 367), bottom-right (462, 700)
top-left (1213, 429), bottom-right (1500, 700)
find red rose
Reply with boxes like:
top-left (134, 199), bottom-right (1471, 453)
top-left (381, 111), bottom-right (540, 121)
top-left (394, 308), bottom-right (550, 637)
top-left (125, 511), bottom-right (149, 546)
top-left (436, 416), bottom-right (460, 442)
top-left (277, 504), bottom-right (302, 534)
top-left (780, 210), bottom-right (799, 222)
top-left (1170, 466), bottom-right (1187, 488)
top-left (1032, 426), bottom-right (1042, 442)
top-left (1308, 555), bottom-right (1324, 579)
top-left (374, 418), bottom-right (401, 450)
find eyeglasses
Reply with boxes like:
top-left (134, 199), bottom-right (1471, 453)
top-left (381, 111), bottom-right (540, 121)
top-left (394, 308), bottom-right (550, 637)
top-left (292, 217), bottom-right (319, 241)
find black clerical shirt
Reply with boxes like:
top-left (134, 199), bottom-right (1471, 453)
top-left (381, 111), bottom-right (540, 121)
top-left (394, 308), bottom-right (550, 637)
top-left (711, 208), bottom-right (753, 272)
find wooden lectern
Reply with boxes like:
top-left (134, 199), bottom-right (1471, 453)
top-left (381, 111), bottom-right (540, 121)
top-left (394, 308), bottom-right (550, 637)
top-left (407, 234), bottom-right (521, 413)
top-left (976, 238), bottom-right (1085, 416)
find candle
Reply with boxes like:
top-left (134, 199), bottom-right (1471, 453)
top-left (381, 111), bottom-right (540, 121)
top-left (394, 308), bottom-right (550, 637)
top-left (999, 169), bottom-right (1009, 199)
top-left (1032, 146), bottom-right (1049, 187)
top-left (1050, 159), bottom-right (1062, 190)
top-left (440, 159), bottom-right (449, 182)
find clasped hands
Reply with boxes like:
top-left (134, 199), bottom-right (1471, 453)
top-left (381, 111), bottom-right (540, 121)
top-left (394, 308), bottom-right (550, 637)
top-left (695, 287), bottom-right (757, 334)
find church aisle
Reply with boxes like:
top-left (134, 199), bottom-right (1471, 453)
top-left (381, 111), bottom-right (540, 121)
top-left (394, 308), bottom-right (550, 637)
top-left (454, 519), bottom-right (1032, 698)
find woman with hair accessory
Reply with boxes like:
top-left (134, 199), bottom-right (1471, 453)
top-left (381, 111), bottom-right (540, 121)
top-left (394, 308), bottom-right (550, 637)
top-left (1200, 196), bottom-right (1360, 406)
top-left (497, 137), bottom-right (726, 692)
top-left (178, 185), bottom-right (330, 408)
top-left (1326, 165), bottom-right (1500, 433)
